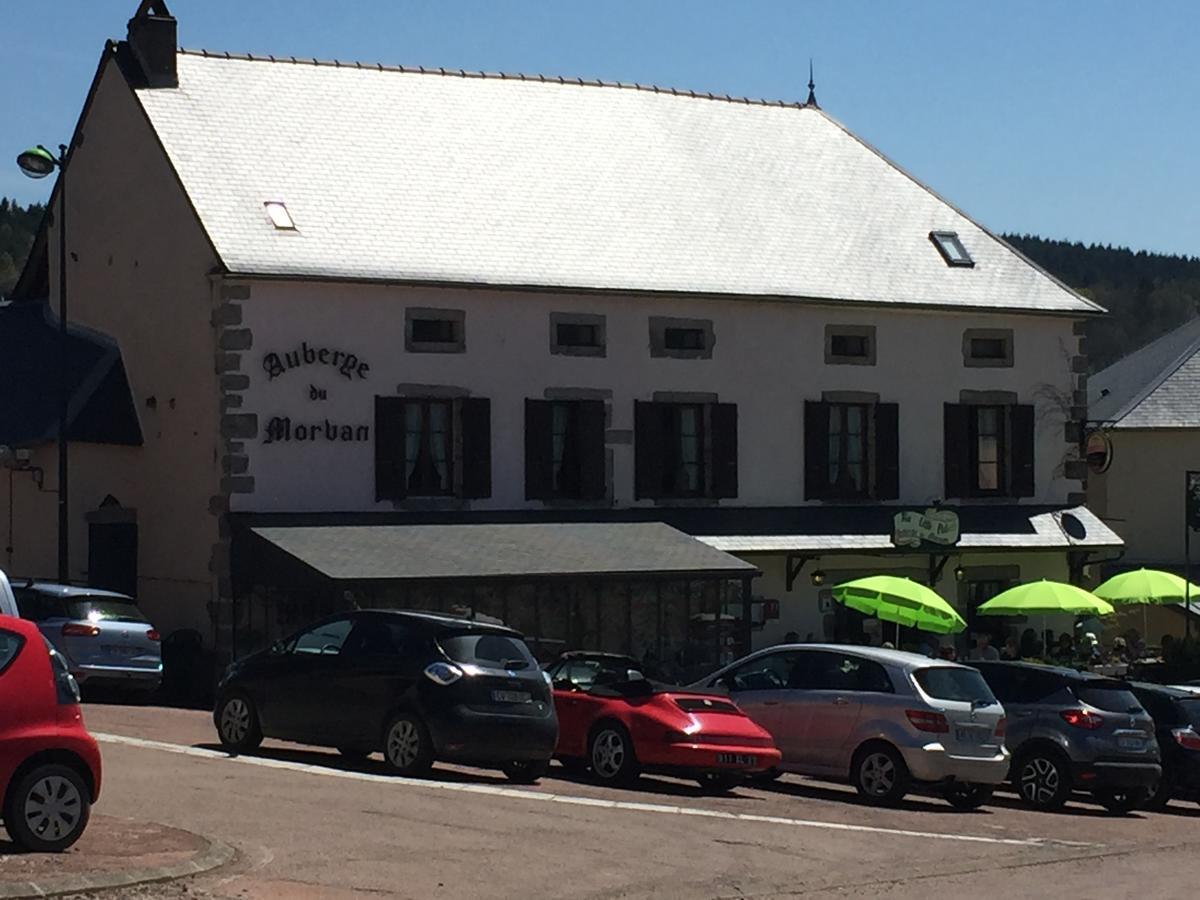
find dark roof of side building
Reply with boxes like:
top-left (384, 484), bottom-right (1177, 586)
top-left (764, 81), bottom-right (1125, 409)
top-left (1089, 317), bottom-right (1200, 427)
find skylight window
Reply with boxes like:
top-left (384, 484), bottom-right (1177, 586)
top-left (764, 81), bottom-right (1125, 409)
top-left (930, 231), bottom-right (973, 267)
top-left (264, 201), bottom-right (296, 230)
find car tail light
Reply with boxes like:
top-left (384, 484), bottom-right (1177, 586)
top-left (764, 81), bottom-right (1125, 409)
top-left (1172, 727), bottom-right (1200, 751)
top-left (62, 623), bottom-right (100, 638)
top-left (423, 661), bottom-right (463, 686)
top-left (906, 709), bottom-right (949, 733)
top-left (146, 629), bottom-right (161, 642)
top-left (1060, 709), bottom-right (1104, 730)
top-left (994, 717), bottom-right (1006, 739)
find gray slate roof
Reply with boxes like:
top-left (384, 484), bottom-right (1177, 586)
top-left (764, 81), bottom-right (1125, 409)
top-left (132, 52), bottom-right (1099, 315)
top-left (1089, 317), bottom-right (1200, 428)
top-left (250, 522), bottom-right (758, 582)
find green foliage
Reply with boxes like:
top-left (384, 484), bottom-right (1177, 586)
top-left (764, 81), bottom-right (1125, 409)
top-left (0, 197), bottom-right (46, 298)
top-left (1004, 234), bottom-right (1200, 371)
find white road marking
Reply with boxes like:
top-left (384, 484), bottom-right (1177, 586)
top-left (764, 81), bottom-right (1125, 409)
top-left (94, 732), bottom-right (1097, 850)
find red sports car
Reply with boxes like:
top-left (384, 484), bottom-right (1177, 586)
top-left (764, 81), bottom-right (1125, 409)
top-left (0, 614), bottom-right (102, 851)
top-left (546, 652), bottom-right (780, 791)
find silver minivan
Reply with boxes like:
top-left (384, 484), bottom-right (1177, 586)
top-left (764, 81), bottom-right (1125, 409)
top-left (696, 644), bottom-right (1009, 808)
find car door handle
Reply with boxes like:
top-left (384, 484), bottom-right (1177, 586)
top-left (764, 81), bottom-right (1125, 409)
top-left (762, 700), bottom-right (780, 706)
top-left (832, 697), bottom-right (850, 706)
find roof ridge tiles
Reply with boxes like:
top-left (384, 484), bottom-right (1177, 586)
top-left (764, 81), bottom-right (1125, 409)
top-left (174, 46), bottom-right (816, 109)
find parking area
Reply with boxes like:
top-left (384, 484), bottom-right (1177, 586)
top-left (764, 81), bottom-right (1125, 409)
top-left (36, 703), bottom-right (1200, 899)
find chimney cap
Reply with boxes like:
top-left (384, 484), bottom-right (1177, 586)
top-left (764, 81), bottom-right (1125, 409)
top-left (132, 0), bottom-right (173, 18)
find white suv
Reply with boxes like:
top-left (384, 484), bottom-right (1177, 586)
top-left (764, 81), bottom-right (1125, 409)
top-left (696, 644), bottom-right (1009, 809)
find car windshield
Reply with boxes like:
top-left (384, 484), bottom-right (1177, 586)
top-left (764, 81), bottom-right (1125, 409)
top-left (440, 632), bottom-right (535, 670)
top-left (1073, 683), bottom-right (1142, 713)
top-left (64, 597), bottom-right (146, 623)
top-left (914, 667), bottom-right (996, 704)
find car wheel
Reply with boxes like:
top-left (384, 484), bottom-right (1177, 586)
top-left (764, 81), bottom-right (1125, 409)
top-left (1014, 750), bottom-right (1072, 810)
top-left (3, 764), bottom-right (91, 853)
top-left (1145, 776), bottom-right (1173, 811)
top-left (1094, 786), bottom-right (1149, 815)
top-left (382, 713), bottom-right (434, 776)
top-left (851, 744), bottom-right (910, 805)
top-left (697, 773), bottom-right (742, 794)
top-left (589, 723), bottom-right (639, 785)
top-left (943, 782), bottom-right (995, 811)
top-left (502, 760), bottom-right (549, 784)
top-left (337, 747), bottom-right (371, 762)
top-left (216, 692), bottom-right (262, 754)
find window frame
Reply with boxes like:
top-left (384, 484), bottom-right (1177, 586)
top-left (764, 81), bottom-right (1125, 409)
top-left (649, 316), bottom-right (715, 360)
top-left (402, 398), bottom-right (456, 497)
top-left (659, 401), bottom-right (708, 499)
top-left (826, 402), bottom-right (872, 500)
top-left (962, 328), bottom-right (1014, 368)
top-left (968, 404), bottom-right (1007, 496)
top-left (929, 230), bottom-right (975, 268)
top-left (405, 307), bottom-right (465, 354)
top-left (824, 324), bottom-right (877, 366)
top-left (549, 312), bottom-right (606, 358)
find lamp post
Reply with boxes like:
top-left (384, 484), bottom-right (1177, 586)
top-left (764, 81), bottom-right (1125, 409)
top-left (17, 143), bottom-right (70, 583)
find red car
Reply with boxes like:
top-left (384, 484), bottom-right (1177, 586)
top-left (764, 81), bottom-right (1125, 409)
top-left (0, 615), bottom-right (102, 852)
top-left (546, 652), bottom-right (781, 791)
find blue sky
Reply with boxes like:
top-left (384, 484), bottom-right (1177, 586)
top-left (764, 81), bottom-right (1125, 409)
top-left (3, 0), bottom-right (1198, 255)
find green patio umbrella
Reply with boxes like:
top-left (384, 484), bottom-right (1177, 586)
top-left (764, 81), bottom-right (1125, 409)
top-left (1094, 568), bottom-right (1200, 640)
top-left (975, 580), bottom-right (1115, 617)
top-left (831, 575), bottom-right (967, 639)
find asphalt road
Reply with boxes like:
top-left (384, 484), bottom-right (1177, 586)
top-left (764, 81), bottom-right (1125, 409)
top-left (68, 704), bottom-right (1200, 899)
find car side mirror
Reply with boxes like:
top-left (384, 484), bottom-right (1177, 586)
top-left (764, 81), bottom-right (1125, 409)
top-left (269, 640), bottom-right (285, 655)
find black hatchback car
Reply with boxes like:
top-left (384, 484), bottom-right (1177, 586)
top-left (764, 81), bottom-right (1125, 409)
top-left (1129, 681), bottom-right (1200, 809)
top-left (214, 610), bottom-right (558, 782)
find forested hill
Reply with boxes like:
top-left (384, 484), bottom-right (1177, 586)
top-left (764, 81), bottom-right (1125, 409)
top-left (0, 198), bottom-right (44, 298)
top-left (1003, 234), bottom-right (1200, 371)
top-left (1, 197), bottom-right (1197, 371)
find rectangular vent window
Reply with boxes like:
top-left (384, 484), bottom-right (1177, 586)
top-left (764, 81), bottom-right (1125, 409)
top-left (264, 201), bottom-right (296, 230)
top-left (663, 327), bottom-right (706, 351)
top-left (970, 337), bottom-right (1009, 360)
top-left (556, 322), bottom-right (600, 348)
top-left (411, 319), bottom-right (457, 344)
top-left (930, 231), bottom-right (973, 267)
top-left (830, 334), bottom-right (869, 359)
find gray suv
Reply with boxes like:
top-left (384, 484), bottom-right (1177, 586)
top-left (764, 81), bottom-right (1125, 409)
top-left (972, 661), bottom-right (1160, 813)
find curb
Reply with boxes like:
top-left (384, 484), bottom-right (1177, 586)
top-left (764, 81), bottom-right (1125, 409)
top-left (0, 835), bottom-right (235, 899)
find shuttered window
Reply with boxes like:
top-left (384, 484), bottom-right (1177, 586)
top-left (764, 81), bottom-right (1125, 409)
top-left (804, 401), bottom-right (899, 501)
top-left (525, 399), bottom-right (606, 500)
top-left (943, 403), bottom-right (1034, 498)
top-left (374, 396), bottom-right (492, 501)
top-left (634, 401), bottom-right (737, 500)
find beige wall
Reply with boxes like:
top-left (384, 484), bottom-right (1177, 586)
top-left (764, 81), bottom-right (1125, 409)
top-left (234, 280), bottom-right (1083, 513)
top-left (1090, 429), bottom-right (1200, 565)
top-left (1, 60), bottom-right (223, 641)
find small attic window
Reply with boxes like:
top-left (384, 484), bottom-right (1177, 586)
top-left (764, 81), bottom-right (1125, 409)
top-left (264, 201), bottom-right (296, 230)
top-left (930, 231), bottom-right (973, 267)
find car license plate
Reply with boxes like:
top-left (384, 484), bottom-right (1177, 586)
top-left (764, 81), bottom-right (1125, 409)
top-left (1118, 736), bottom-right (1145, 752)
top-left (716, 753), bottom-right (757, 766)
top-left (491, 690), bottom-right (531, 703)
top-left (954, 727), bottom-right (986, 744)
top-left (101, 645), bottom-right (139, 657)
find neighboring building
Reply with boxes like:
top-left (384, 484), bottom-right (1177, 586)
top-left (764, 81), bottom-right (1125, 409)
top-left (1088, 317), bottom-right (1200, 640)
top-left (2, 2), bottom-right (1118, 679)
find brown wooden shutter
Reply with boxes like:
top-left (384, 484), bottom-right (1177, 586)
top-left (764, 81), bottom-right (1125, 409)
top-left (577, 400), bottom-right (608, 500)
top-left (1009, 404), bottom-right (1036, 497)
top-left (524, 399), bottom-right (553, 500)
top-left (374, 396), bottom-right (407, 501)
top-left (943, 403), bottom-right (970, 498)
top-left (634, 401), bottom-right (664, 500)
top-left (804, 401), bottom-right (830, 500)
top-left (874, 402), bottom-right (900, 501)
top-left (460, 397), bottom-right (492, 499)
top-left (709, 402), bottom-right (738, 499)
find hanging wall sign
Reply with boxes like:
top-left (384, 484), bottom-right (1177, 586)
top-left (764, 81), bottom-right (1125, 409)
top-left (891, 508), bottom-right (960, 549)
top-left (1086, 430), bottom-right (1113, 474)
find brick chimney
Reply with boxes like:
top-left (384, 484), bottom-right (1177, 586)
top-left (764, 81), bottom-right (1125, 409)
top-left (126, 0), bottom-right (177, 88)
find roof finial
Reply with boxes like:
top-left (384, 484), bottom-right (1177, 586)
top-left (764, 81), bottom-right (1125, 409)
top-left (806, 59), bottom-right (819, 108)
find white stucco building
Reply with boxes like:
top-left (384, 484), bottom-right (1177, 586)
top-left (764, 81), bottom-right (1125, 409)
top-left (3, 2), bottom-right (1120, 682)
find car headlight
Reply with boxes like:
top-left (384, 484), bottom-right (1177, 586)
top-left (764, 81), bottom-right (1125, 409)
top-left (424, 661), bottom-right (464, 686)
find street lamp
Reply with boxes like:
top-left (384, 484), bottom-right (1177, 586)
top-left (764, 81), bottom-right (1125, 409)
top-left (17, 142), bottom-right (70, 583)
